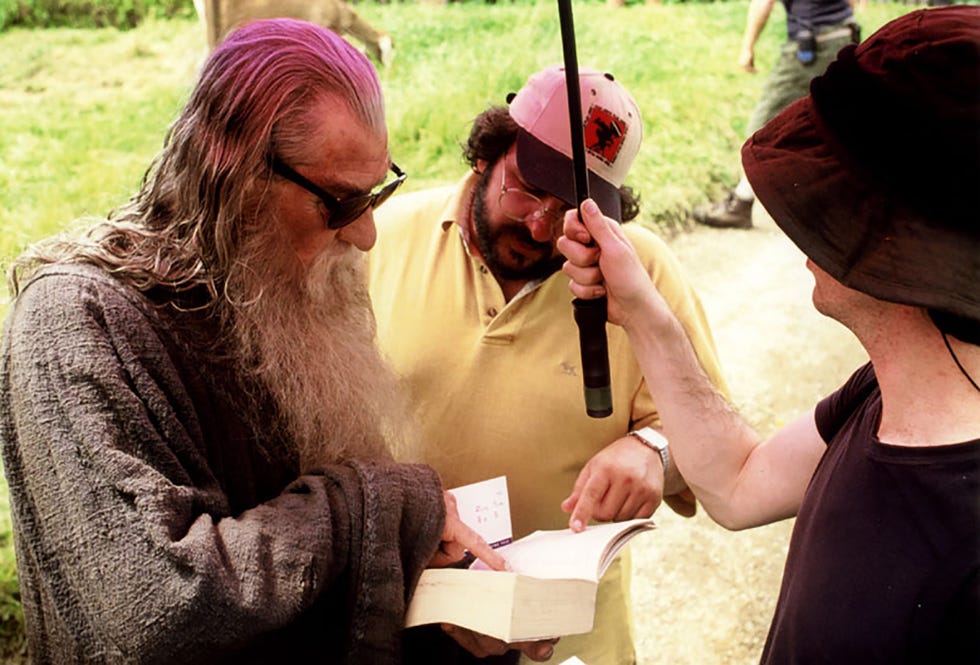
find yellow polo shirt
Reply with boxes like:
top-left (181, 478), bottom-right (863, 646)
top-left (368, 173), bottom-right (727, 664)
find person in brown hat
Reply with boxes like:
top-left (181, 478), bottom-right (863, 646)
top-left (559, 6), bottom-right (978, 662)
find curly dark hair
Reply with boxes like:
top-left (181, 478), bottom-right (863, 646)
top-left (462, 105), bottom-right (640, 223)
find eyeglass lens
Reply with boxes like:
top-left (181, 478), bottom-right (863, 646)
top-left (499, 163), bottom-right (562, 224)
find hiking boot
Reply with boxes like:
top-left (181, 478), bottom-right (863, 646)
top-left (692, 192), bottom-right (753, 229)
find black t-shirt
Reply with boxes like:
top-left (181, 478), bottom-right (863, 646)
top-left (761, 363), bottom-right (980, 664)
top-left (783, 0), bottom-right (854, 39)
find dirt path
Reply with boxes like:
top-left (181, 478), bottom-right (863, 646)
top-left (629, 208), bottom-right (868, 664)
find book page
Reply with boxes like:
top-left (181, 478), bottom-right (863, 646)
top-left (471, 518), bottom-right (654, 581)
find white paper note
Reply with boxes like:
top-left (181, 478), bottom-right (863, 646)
top-left (448, 476), bottom-right (513, 548)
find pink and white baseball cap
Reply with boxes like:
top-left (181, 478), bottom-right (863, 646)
top-left (508, 65), bottom-right (642, 221)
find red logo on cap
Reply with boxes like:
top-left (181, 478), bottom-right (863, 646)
top-left (584, 106), bottom-right (627, 166)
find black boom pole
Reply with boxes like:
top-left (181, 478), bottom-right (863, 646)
top-left (557, 0), bottom-right (613, 418)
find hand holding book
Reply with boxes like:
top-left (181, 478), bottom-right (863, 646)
top-left (441, 623), bottom-right (559, 662)
top-left (408, 517), bottom-right (655, 642)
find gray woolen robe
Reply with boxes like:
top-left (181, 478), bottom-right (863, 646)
top-left (0, 264), bottom-right (445, 664)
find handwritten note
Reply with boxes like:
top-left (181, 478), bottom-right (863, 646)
top-left (448, 476), bottom-right (513, 548)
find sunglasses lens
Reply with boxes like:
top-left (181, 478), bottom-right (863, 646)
top-left (373, 182), bottom-right (399, 209)
top-left (327, 199), bottom-right (372, 229)
top-left (324, 168), bottom-right (404, 229)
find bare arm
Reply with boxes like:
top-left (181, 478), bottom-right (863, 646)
top-left (621, 297), bottom-right (824, 528)
top-left (740, 0), bottom-right (778, 72)
top-left (557, 200), bottom-right (825, 529)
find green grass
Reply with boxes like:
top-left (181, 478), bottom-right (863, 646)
top-left (0, 474), bottom-right (22, 662)
top-left (0, 2), bottom-right (914, 657)
top-left (370, 0), bottom-right (764, 218)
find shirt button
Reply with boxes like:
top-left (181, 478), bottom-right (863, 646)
top-left (487, 307), bottom-right (498, 317)
top-left (479, 265), bottom-right (488, 274)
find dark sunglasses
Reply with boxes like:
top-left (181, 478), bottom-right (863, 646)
top-left (270, 157), bottom-right (406, 230)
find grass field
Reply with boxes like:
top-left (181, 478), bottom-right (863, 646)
top-left (0, 1), bottom-right (914, 659)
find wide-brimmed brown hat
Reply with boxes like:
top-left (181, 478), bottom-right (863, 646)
top-left (742, 6), bottom-right (979, 321)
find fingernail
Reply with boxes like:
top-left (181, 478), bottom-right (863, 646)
top-left (583, 200), bottom-right (598, 214)
top-left (572, 519), bottom-right (583, 531)
top-left (541, 645), bottom-right (554, 659)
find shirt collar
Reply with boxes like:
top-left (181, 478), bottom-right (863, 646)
top-left (440, 171), bottom-right (481, 255)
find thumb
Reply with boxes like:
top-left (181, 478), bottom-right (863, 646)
top-left (461, 524), bottom-right (508, 571)
top-left (580, 199), bottom-right (609, 240)
top-left (580, 198), bottom-right (626, 250)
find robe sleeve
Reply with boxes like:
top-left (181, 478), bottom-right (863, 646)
top-left (0, 268), bottom-right (444, 664)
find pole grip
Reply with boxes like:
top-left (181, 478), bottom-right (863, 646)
top-left (573, 296), bottom-right (613, 418)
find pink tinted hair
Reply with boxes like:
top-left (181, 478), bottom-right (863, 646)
top-left (10, 18), bottom-right (385, 305)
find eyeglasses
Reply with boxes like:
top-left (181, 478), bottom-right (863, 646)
top-left (498, 159), bottom-right (564, 226)
top-left (271, 157), bottom-right (406, 230)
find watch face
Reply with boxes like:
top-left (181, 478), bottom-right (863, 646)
top-left (633, 427), bottom-right (668, 451)
top-left (631, 429), bottom-right (670, 473)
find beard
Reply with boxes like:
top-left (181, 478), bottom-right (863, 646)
top-left (222, 223), bottom-right (419, 472)
top-left (471, 167), bottom-right (564, 283)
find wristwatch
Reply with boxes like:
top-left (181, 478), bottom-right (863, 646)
top-left (628, 426), bottom-right (670, 474)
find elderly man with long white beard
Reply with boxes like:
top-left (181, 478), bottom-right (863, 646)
top-left (0, 18), bottom-right (556, 665)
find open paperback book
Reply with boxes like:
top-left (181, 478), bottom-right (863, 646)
top-left (405, 517), bottom-right (655, 642)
